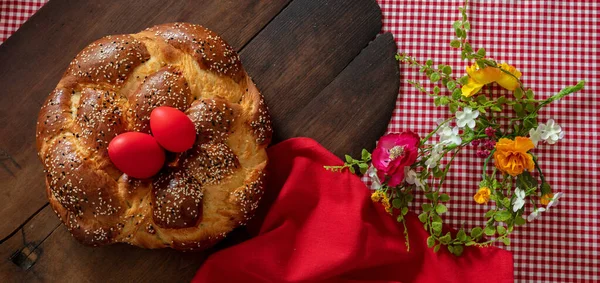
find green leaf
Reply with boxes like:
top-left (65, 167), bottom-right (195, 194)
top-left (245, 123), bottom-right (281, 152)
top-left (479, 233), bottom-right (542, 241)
top-left (476, 94), bottom-right (488, 104)
top-left (514, 87), bottom-right (523, 99)
top-left (484, 226), bottom-right (496, 236)
top-left (434, 97), bottom-right (442, 106)
top-left (494, 210), bottom-right (512, 222)
top-left (430, 73), bottom-right (441, 83)
top-left (392, 198), bottom-right (402, 209)
top-left (497, 226), bottom-right (507, 236)
top-left (453, 20), bottom-right (462, 29)
top-left (442, 66), bottom-right (452, 75)
top-left (449, 103), bottom-right (459, 113)
top-left (457, 229), bottom-right (467, 242)
top-left (525, 102), bottom-right (536, 113)
top-left (397, 215), bottom-right (404, 222)
top-left (450, 39), bottom-right (461, 48)
top-left (436, 204), bottom-right (448, 214)
top-left (361, 149), bottom-right (371, 160)
top-left (453, 245), bottom-right (464, 256)
top-left (439, 193), bottom-right (450, 202)
top-left (439, 232), bottom-right (451, 244)
top-left (455, 28), bottom-right (463, 38)
top-left (501, 237), bottom-right (511, 246)
top-left (476, 48), bottom-right (486, 57)
top-left (526, 89), bottom-right (534, 99)
top-left (426, 59), bottom-right (433, 66)
top-left (427, 236), bottom-right (436, 248)
top-left (447, 81), bottom-right (457, 90)
top-left (425, 193), bottom-right (434, 201)
top-left (447, 245), bottom-right (454, 254)
top-left (458, 75), bottom-right (470, 86)
top-left (422, 203), bottom-right (433, 212)
top-left (401, 207), bottom-right (409, 216)
top-left (470, 227), bottom-right (483, 239)
top-left (348, 166), bottom-right (355, 174)
top-left (452, 88), bottom-right (462, 99)
top-left (345, 154), bottom-right (353, 163)
top-left (513, 103), bottom-right (523, 114)
top-left (464, 42), bottom-right (473, 53)
top-left (433, 86), bottom-right (441, 94)
top-left (517, 171), bottom-right (538, 190)
top-left (491, 106), bottom-right (502, 112)
top-left (434, 244), bottom-right (441, 253)
top-left (418, 212), bottom-right (428, 223)
top-left (463, 22), bottom-right (471, 30)
top-left (515, 216), bottom-right (526, 226)
top-left (358, 162), bottom-right (368, 174)
top-left (485, 210), bottom-right (496, 218)
top-left (432, 222), bottom-right (443, 235)
top-left (432, 167), bottom-right (443, 178)
top-left (465, 241), bottom-right (476, 246)
top-left (496, 96), bottom-right (507, 104)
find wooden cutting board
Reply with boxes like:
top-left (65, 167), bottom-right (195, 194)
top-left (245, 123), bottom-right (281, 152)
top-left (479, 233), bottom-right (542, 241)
top-left (0, 0), bottom-right (399, 281)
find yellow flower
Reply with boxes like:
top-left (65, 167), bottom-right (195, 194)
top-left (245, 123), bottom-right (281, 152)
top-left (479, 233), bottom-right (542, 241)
top-left (371, 191), bottom-right (393, 215)
top-left (496, 63), bottom-right (522, 91)
top-left (540, 193), bottom-right (554, 206)
top-left (371, 191), bottom-right (383, 203)
top-left (474, 187), bottom-right (491, 204)
top-left (493, 137), bottom-right (535, 176)
top-left (466, 63), bottom-right (502, 85)
top-left (461, 62), bottom-right (522, 97)
top-left (461, 77), bottom-right (485, 97)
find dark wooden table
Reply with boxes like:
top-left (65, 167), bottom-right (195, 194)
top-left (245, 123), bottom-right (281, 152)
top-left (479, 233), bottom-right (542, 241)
top-left (0, 0), bottom-right (399, 281)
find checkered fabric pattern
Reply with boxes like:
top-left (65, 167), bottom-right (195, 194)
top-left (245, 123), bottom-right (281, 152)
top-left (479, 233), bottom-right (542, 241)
top-left (378, 0), bottom-right (599, 282)
top-left (1, 1), bottom-right (598, 282)
top-left (0, 0), bottom-right (46, 44)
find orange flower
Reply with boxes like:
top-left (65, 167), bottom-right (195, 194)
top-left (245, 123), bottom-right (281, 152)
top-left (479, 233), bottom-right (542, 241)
top-left (540, 193), bottom-right (554, 206)
top-left (474, 187), bottom-right (491, 204)
top-left (493, 137), bottom-right (535, 176)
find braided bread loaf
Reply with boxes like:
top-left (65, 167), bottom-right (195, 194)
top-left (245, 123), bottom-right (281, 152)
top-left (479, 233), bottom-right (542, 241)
top-left (36, 23), bottom-right (272, 250)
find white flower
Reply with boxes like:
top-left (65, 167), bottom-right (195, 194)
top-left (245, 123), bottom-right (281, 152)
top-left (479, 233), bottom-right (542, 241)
top-left (527, 207), bottom-right (546, 222)
top-left (425, 143), bottom-right (444, 169)
top-left (438, 124), bottom-right (462, 145)
top-left (547, 192), bottom-right (564, 208)
top-left (529, 127), bottom-right (543, 147)
top-left (530, 119), bottom-right (565, 146)
top-left (455, 107), bottom-right (479, 129)
top-left (366, 166), bottom-right (382, 190)
top-left (512, 187), bottom-right (526, 212)
top-left (405, 168), bottom-right (425, 189)
top-left (540, 119), bottom-right (564, 145)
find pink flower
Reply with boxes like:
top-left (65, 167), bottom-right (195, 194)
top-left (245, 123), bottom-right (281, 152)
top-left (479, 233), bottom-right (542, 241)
top-left (485, 127), bottom-right (496, 138)
top-left (372, 132), bottom-right (420, 187)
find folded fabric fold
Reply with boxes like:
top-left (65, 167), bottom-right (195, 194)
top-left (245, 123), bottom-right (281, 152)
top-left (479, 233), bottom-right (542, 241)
top-left (193, 137), bottom-right (513, 283)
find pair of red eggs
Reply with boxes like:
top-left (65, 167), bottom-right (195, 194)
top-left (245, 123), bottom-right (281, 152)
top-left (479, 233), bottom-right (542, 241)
top-left (108, 106), bottom-right (196, 179)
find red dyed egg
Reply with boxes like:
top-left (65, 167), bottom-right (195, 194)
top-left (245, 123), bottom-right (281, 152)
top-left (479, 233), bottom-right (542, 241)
top-left (150, 106), bottom-right (196, 152)
top-left (108, 132), bottom-right (165, 179)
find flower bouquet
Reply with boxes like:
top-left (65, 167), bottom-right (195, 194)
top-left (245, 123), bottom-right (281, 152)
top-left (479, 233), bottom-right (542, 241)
top-left (326, 3), bottom-right (584, 255)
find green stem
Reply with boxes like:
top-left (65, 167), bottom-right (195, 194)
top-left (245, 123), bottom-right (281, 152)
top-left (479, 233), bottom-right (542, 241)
top-left (531, 154), bottom-right (547, 185)
top-left (481, 149), bottom-right (496, 179)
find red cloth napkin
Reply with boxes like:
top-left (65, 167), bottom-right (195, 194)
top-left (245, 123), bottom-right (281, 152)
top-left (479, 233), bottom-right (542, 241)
top-left (192, 138), bottom-right (513, 283)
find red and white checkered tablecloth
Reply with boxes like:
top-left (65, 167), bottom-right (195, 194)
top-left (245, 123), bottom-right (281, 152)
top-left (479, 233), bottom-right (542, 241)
top-left (2, 1), bottom-right (599, 282)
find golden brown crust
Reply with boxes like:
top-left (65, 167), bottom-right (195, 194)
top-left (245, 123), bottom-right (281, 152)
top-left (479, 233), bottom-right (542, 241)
top-left (36, 23), bottom-right (271, 250)
top-left (144, 23), bottom-right (244, 83)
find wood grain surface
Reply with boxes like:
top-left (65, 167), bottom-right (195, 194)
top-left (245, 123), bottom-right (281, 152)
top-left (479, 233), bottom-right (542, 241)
top-left (0, 0), bottom-right (400, 281)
